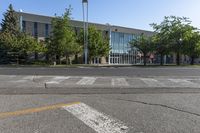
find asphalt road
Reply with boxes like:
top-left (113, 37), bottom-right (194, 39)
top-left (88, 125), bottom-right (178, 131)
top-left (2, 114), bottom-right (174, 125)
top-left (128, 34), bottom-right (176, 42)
top-left (0, 75), bottom-right (200, 94)
top-left (0, 66), bottom-right (200, 77)
top-left (1, 94), bottom-right (200, 133)
top-left (1, 66), bottom-right (200, 133)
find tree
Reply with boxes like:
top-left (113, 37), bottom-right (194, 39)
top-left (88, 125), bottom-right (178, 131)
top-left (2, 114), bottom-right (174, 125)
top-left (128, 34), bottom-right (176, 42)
top-left (0, 4), bottom-right (44, 64)
top-left (151, 16), bottom-right (192, 65)
top-left (48, 6), bottom-right (80, 64)
top-left (77, 26), bottom-right (110, 64)
top-left (1, 4), bottom-right (19, 35)
top-left (129, 33), bottom-right (153, 66)
top-left (99, 35), bottom-right (110, 58)
top-left (0, 31), bottom-right (14, 63)
top-left (63, 30), bottom-right (81, 64)
top-left (151, 33), bottom-right (170, 65)
top-left (182, 26), bottom-right (200, 65)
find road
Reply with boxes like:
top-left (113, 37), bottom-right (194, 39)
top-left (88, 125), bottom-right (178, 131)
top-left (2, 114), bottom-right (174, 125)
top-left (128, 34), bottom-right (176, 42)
top-left (0, 66), bottom-right (200, 76)
top-left (1, 94), bottom-right (200, 133)
top-left (0, 75), bottom-right (200, 94)
top-left (0, 66), bottom-right (200, 133)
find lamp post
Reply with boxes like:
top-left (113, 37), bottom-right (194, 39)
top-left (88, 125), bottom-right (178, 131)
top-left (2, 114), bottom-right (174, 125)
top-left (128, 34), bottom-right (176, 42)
top-left (177, 38), bottom-right (183, 65)
top-left (179, 38), bottom-right (183, 44)
top-left (82, 0), bottom-right (88, 64)
top-left (19, 9), bottom-right (23, 32)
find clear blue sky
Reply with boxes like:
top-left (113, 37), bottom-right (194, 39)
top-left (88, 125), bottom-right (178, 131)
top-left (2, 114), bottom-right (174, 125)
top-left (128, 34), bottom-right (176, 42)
top-left (0, 0), bottom-right (200, 31)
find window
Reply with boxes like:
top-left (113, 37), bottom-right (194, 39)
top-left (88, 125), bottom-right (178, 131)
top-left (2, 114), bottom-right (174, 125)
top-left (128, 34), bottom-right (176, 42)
top-left (74, 27), bottom-right (78, 35)
top-left (34, 22), bottom-right (38, 38)
top-left (45, 24), bottom-right (49, 37)
top-left (22, 21), bottom-right (26, 32)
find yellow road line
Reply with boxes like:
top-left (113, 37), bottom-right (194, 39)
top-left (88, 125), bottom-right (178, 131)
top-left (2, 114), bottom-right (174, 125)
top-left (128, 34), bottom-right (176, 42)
top-left (0, 101), bottom-right (80, 119)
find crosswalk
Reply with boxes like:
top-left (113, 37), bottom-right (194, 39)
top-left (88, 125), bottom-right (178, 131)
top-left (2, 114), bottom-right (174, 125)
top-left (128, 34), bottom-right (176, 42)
top-left (76, 77), bottom-right (96, 85)
top-left (112, 78), bottom-right (129, 87)
top-left (46, 76), bottom-right (70, 84)
top-left (1, 75), bottom-right (200, 88)
top-left (63, 102), bottom-right (129, 133)
top-left (140, 78), bottom-right (165, 87)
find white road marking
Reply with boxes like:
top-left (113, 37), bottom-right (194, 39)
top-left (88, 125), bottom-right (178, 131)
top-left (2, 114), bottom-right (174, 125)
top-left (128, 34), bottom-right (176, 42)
top-left (140, 78), bottom-right (165, 87)
top-left (22, 76), bottom-right (34, 80)
top-left (9, 76), bottom-right (33, 83)
top-left (63, 103), bottom-right (129, 133)
top-left (45, 81), bottom-right (59, 84)
top-left (8, 75), bottom-right (17, 78)
top-left (46, 76), bottom-right (69, 84)
top-left (11, 80), bottom-right (27, 83)
top-left (169, 79), bottom-right (199, 87)
top-left (112, 78), bottom-right (129, 86)
top-left (76, 77), bottom-right (96, 85)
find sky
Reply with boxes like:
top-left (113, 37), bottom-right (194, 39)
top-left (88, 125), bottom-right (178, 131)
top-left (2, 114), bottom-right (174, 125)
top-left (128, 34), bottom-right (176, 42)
top-left (0, 0), bottom-right (200, 31)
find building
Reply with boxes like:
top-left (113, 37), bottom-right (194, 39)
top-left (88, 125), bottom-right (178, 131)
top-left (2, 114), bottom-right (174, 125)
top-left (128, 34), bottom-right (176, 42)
top-left (16, 12), bottom-right (157, 65)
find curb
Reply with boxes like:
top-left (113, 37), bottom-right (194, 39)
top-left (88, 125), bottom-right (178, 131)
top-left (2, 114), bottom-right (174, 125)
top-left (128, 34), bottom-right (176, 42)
top-left (1, 86), bottom-right (200, 94)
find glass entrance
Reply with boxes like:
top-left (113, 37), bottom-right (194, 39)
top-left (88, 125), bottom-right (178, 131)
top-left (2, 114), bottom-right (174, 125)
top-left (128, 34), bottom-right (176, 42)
top-left (109, 31), bottom-right (142, 65)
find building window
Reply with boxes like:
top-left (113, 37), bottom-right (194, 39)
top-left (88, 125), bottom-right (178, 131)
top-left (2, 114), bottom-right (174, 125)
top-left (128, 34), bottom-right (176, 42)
top-left (34, 22), bottom-right (38, 38)
top-left (45, 24), bottom-right (49, 37)
top-left (74, 27), bottom-right (78, 35)
top-left (22, 21), bottom-right (26, 32)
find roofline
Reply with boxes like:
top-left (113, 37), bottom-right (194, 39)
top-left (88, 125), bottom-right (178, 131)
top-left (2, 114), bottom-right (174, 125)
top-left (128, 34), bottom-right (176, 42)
top-left (16, 11), bottom-right (154, 33)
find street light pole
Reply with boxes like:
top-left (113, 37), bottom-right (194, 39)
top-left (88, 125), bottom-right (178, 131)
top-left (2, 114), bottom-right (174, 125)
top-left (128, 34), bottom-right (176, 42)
top-left (82, 0), bottom-right (88, 64)
top-left (177, 38), bottom-right (183, 65)
top-left (19, 9), bottom-right (23, 32)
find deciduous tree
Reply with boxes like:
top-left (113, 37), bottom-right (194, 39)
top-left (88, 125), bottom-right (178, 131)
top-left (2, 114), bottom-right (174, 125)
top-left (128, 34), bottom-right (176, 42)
top-left (129, 33), bottom-right (153, 66)
top-left (77, 26), bottom-right (110, 64)
top-left (151, 16), bottom-right (191, 65)
top-left (182, 26), bottom-right (200, 65)
top-left (48, 6), bottom-right (81, 64)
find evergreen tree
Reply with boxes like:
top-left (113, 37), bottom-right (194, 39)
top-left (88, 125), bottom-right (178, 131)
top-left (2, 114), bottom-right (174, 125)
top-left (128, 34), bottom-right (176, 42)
top-left (1, 4), bottom-right (19, 35)
top-left (0, 4), bottom-right (44, 64)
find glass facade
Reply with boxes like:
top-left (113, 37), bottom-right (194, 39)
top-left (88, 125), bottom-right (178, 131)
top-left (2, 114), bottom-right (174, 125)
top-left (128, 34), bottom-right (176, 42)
top-left (109, 32), bottom-right (142, 64)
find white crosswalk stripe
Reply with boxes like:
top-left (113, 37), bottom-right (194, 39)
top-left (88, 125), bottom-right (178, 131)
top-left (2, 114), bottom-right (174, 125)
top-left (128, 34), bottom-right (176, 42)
top-left (168, 79), bottom-right (199, 87)
top-left (11, 79), bottom-right (28, 83)
top-left (111, 78), bottom-right (129, 86)
top-left (22, 76), bottom-right (34, 80)
top-left (140, 78), bottom-right (165, 87)
top-left (10, 76), bottom-right (33, 83)
top-left (76, 77), bottom-right (96, 85)
top-left (8, 75), bottom-right (17, 78)
top-left (63, 102), bottom-right (129, 133)
top-left (46, 76), bottom-right (70, 84)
